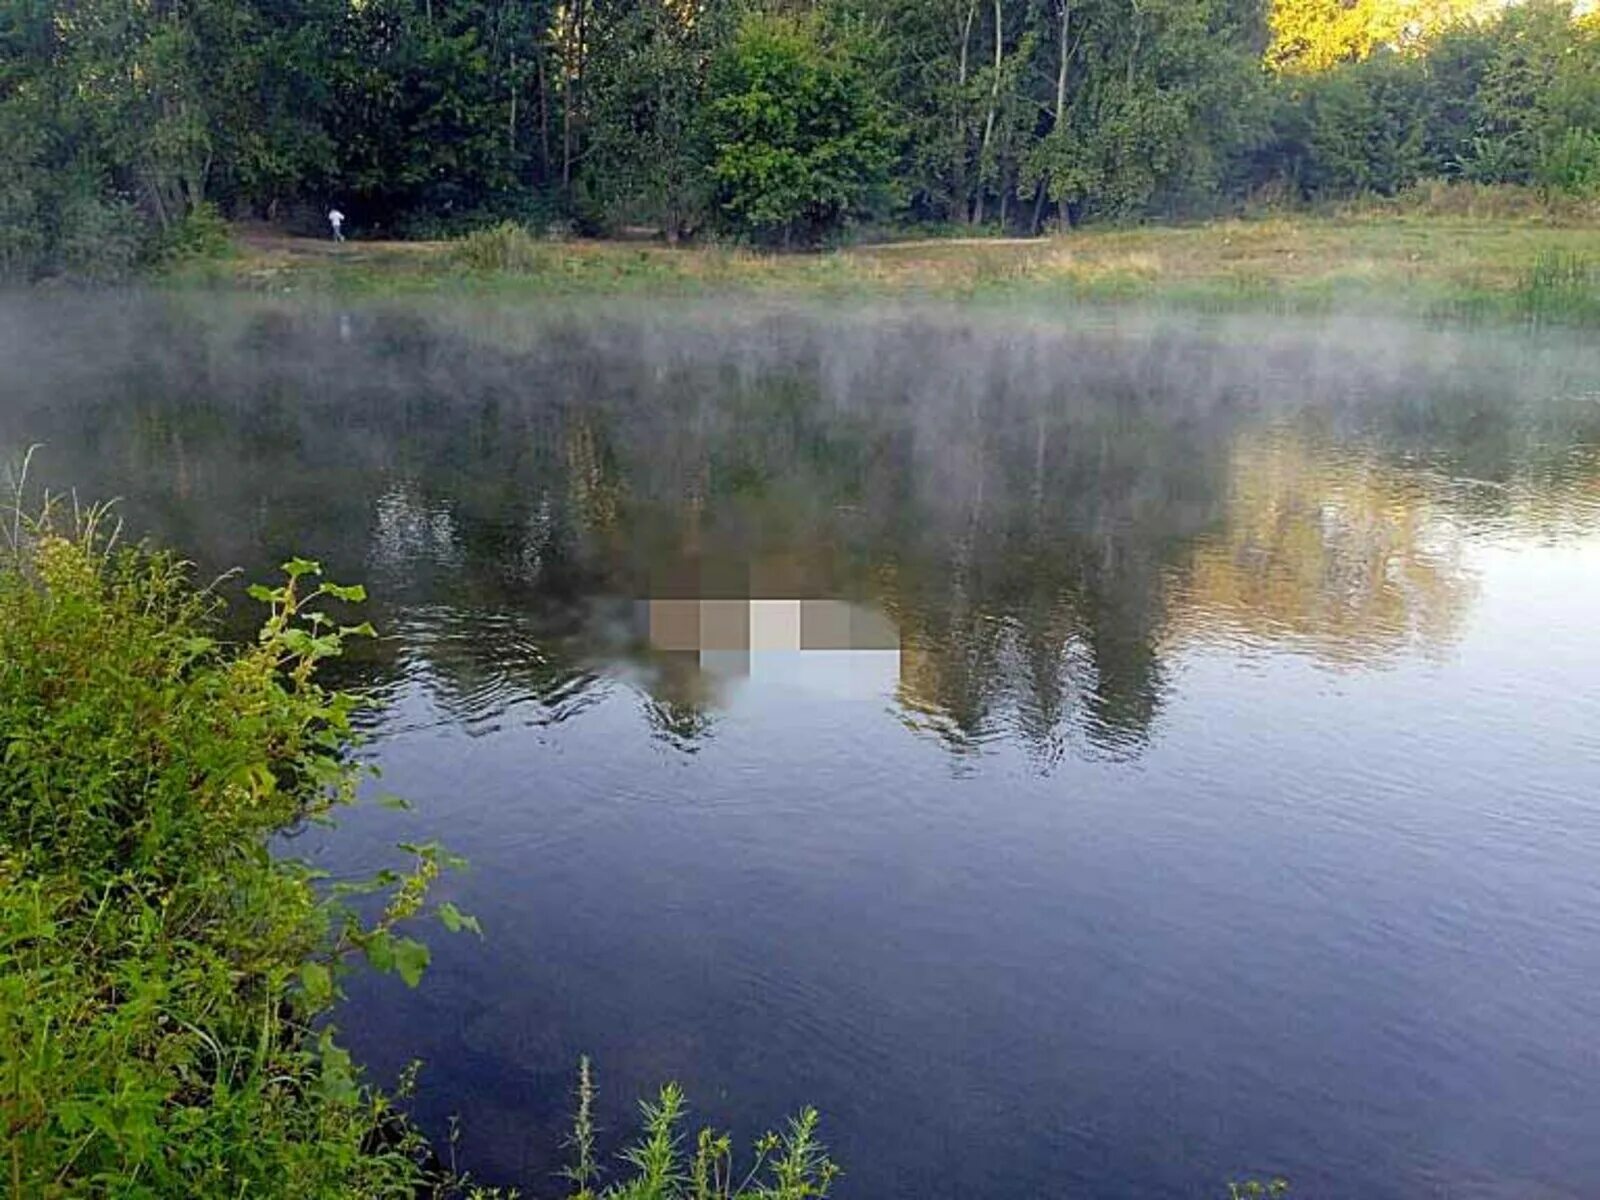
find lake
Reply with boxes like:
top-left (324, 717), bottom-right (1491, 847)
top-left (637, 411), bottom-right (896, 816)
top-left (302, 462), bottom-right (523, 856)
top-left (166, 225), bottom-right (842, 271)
top-left (4, 293), bottom-right (1600, 1199)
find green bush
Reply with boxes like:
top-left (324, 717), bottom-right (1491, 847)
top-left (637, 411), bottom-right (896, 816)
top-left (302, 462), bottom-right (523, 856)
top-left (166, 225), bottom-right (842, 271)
top-left (53, 193), bottom-right (146, 283)
top-left (0, 170), bottom-right (146, 284)
top-left (0, 182), bottom-right (47, 281)
top-left (1538, 128), bottom-right (1600, 197)
top-left (452, 221), bottom-right (552, 271)
top-left (1276, 52), bottom-right (1430, 198)
top-left (0, 492), bottom-right (472, 1197)
top-left (704, 13), bottom-right (895, 247)
top-left (153, 201), bottom-right (236, 266)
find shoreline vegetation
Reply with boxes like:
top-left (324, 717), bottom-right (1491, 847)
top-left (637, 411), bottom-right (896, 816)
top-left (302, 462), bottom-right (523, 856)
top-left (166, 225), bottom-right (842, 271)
top-left (7, 0), bottom-right (1600, 283)
top-left (0, 484), bottom-right (841, 1198)
top-left (0, 494), bottom-right (469, 1198)
top-left (168, 193), bottom-right (1600, 327)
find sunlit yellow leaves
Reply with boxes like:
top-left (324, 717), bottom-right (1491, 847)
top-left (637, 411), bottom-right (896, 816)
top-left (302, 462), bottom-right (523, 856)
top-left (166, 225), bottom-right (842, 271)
top-left (1268, 0), bottom-right (1504, 72)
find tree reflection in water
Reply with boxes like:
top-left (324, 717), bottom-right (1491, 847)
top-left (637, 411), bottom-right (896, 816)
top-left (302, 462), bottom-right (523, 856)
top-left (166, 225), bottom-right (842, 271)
top-left (3, 296), bottom-right (1598, 764)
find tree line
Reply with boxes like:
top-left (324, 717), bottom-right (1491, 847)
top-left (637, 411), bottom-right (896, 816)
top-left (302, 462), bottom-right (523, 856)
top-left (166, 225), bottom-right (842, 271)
top-left (2, 0), bottom-right (1598, 275)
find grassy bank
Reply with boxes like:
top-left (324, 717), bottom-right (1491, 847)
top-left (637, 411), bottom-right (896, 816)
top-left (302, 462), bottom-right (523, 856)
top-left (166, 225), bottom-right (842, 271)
top-left (180, 201), bottom-right (1600, 325)
top-left (0, 491), bottom-right (840, 1198)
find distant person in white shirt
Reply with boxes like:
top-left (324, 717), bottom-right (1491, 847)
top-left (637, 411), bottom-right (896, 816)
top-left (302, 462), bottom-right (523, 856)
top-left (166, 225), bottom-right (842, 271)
top-left (328, 208), bottom-right (345, 242)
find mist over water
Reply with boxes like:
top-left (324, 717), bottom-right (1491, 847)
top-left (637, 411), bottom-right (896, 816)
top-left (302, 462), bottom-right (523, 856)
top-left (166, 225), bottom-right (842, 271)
top-left (4, 293), bottom-right (1600, 1198)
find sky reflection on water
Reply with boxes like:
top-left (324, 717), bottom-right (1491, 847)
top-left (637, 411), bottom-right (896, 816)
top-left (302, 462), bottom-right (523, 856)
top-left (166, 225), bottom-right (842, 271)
top-left (4, 295), bottom-right (1600, 1198)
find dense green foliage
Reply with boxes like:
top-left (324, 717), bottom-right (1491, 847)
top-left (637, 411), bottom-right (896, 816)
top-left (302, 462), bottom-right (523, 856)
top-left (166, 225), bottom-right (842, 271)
top-left (0, 504), bottom-right (452, 1194)
top-left (704, 14), bottom-right (894, 245)
top-left (1264, 2), bottom-right (1600, 199)
top-left (0, 0), bottom-right (1596, 275)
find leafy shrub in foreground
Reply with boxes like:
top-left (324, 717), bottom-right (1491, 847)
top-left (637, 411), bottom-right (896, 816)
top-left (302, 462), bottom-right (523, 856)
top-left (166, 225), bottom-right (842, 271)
top-left (0, 495), bottom-right (470, 1197)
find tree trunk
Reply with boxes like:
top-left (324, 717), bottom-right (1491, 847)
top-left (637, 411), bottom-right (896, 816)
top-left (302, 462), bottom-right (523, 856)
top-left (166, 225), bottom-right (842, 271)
top-left (1055, 0), bottom-right (1071, 232)
top-left (537, 49), bottom-right (551, 186)
top-left (973, 0), bottom-right (1002, 226)
top-left (561, 53), bottom-right (571, 192)
top-left (508, 52), bottom-right (518, 158)
top-left (1055, 0), bottom-right (1070, 127)
top-left (953, 0), bottom-right (978, 223)
top-left (561, 0), bottom-right (586, 195)
top-left (572, 0), bottom-right (587, 192)
top-left (1127, 1), bottom-right (1142, 90)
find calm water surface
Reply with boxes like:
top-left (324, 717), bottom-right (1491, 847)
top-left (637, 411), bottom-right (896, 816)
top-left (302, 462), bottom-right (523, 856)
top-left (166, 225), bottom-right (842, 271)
top-left (4, 295), bottom-right (1600, 1199)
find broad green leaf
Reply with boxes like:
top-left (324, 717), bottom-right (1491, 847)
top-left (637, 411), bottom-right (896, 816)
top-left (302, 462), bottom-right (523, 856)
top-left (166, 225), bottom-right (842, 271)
top-left (437, 902), bottom-right (482, 936)
top-left (300, 961), bottom-right (333, 1007)
top-left (437, 901), bottom-right (463, 933)
top-left (280, 629), bottom-right (315, 655)
top-left (179, 636), bottom-right (216, 659)
top-left (363, 929), bottom-right (394, 972)
top-left (393, 937), bottom-right (430, 988)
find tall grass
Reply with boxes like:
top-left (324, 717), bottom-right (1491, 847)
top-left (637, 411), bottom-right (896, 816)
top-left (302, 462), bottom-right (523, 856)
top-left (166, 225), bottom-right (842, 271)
top-left (1519, 249), bottom-right (1600, 325)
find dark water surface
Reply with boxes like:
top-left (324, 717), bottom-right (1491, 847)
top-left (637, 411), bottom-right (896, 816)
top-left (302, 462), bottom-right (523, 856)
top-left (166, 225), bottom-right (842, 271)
top-left (5, 294), bottom-right (1600, 1199)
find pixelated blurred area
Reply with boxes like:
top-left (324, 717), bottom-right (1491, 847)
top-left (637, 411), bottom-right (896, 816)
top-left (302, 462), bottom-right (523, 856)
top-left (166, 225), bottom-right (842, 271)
top-left (635, 599), bottom-right (897, 653)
